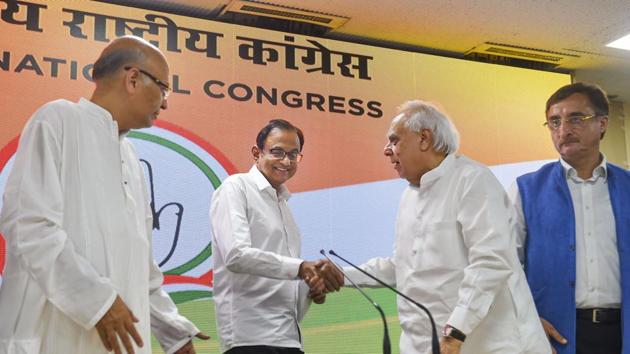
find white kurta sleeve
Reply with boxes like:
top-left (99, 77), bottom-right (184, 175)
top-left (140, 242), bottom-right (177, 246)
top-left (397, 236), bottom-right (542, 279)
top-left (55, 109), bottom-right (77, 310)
top-left (210, 180), bottom-right (303, 279)
top-left (343, 256), bottom-right (397, 288)
top-left (446, 170), bottom-right (514, 335)
top-left (0, 114), bottom-right (116, 329)
top-left (148, 260), bottom-right (201, 354)
top-left (135, 161), bottom-right (200, 354)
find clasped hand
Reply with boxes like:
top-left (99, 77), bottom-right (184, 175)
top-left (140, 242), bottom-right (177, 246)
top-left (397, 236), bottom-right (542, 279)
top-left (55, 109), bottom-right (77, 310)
top-left (298, 259), bottom-right (344, 303)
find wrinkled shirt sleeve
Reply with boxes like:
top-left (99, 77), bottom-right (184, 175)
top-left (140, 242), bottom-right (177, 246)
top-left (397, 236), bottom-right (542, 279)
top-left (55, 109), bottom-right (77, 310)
top-left (343, 254), bottom-right (397, 288)
top-left (296, 281), bottom-right (312, 322)
top-left (507, 182), bottom-right (527, 263)
top-left (211, 180), bottom-right (303, 279)
top-left (446, 171), bottom-right (515, 335)
top-left (0, 115), bottom-right (116, 329)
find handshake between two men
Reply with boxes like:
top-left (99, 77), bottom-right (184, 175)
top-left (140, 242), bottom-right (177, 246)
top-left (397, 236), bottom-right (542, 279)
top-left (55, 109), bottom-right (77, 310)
top-left (298, 260), bottom-right (345, 304)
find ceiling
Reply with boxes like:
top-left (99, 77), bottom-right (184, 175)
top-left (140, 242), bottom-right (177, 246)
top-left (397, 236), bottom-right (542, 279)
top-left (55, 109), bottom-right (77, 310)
top-left (101, 0), bottom-right (630, 102)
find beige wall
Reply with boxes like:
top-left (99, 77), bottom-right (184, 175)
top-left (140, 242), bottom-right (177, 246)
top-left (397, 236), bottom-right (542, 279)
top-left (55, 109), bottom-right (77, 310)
top-left (600, 101), bottom-right (629, 169)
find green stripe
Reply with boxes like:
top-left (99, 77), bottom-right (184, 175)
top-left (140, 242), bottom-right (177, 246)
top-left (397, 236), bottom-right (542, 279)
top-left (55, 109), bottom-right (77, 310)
top-left (169, 290), bottom-right (213, 304)
top-left (164, 243), bottom-right (212, 275)
top-left (128, 131), bottom-right (222, 189)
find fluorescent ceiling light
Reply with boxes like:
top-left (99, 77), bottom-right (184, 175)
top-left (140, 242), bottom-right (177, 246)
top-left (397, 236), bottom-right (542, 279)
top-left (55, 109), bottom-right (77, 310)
top-left (606, 33), bottom-right (630, 50)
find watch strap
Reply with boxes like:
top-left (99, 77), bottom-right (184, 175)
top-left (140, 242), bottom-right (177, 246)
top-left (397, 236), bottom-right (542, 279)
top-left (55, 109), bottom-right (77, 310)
top-left (443, 324), bottom-right (466, 342)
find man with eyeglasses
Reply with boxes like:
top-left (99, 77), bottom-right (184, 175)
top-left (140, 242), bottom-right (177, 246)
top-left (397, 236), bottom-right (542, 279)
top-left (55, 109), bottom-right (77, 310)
top-left (509, 82), bottom-right (630, 354)
top-left (0, 36), bottom-right (207, 354)
top-left (210, 119), bottom-right (344, 354)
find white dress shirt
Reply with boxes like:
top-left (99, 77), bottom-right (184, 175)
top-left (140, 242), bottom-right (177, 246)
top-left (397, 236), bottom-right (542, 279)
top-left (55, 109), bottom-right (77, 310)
top-left (211, 165), bottom-right (310, 353)
top-left (345, 154), bottom-right (550, 354)
top-left (509, 156), bottom-right (620, 309)
top-left (0, 98), bottom-right (199, 354)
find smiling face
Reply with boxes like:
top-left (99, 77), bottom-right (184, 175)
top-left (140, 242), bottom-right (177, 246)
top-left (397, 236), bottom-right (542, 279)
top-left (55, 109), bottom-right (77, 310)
top-left (546, 92), bottom-right (607, 164)
top-left (253, 127), bottom-right (301, 189)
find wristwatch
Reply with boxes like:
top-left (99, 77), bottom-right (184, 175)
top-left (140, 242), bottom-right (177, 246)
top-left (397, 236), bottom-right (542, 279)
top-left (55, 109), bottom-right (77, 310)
top-left (442, 324), bottom-right (466, 342)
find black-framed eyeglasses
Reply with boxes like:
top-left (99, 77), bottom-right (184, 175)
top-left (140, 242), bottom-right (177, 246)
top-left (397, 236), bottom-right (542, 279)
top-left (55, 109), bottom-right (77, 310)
top-left (543, 114), bottom-right (599, 130)
top-left (265, 148), bottom-right (303, 162)
top-left (124, 66), bottom-right (171, 98)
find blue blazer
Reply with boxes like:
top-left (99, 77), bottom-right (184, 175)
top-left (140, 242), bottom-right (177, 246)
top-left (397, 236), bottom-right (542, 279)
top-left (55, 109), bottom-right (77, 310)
top-left (517, 161), bottom-right (630, 354)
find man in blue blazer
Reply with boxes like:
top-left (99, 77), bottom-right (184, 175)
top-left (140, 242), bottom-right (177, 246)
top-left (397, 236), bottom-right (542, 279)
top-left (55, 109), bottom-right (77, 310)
top-left (510, 82), bottom-right (630, 354)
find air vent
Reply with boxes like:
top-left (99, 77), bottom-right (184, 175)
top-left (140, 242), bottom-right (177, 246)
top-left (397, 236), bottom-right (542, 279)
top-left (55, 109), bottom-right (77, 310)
top-left (221, 0), bottom-right (349, 29)
top-left (466, 42), bottom-right (580, 66)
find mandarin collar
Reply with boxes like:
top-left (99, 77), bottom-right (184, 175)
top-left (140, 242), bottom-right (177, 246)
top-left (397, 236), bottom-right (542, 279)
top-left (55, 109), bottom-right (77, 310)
top-left (415, 153), bottom-right (455, 188)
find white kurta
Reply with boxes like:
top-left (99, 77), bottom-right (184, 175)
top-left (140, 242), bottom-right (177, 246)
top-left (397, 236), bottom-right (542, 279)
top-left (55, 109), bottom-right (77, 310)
top-left (210, 166), bottom-right (309, 353)
top-left (0, 98), bottom-right (199, 354)
top-left (345, 154), bottom-right (550, 354)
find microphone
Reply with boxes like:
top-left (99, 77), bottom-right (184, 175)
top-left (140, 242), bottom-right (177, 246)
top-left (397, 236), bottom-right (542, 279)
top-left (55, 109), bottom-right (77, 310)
top-left (329, 249), bottom-right (440, 354)
top-left (319, 250), bottom-right (391, 354)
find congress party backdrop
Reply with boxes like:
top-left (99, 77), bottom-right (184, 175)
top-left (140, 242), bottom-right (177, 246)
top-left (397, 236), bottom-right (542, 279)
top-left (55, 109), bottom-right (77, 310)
top-left (0, 1), bottom-right (570, 353)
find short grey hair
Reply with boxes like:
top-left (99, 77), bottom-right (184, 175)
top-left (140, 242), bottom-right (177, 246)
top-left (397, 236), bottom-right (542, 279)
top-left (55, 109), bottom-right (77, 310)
top-left (392, 100), bottom-right (460, 154)
top-left (92, 47), bottom-right (146, 80)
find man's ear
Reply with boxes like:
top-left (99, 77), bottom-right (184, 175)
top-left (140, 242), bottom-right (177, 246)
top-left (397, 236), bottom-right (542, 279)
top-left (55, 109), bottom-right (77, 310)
top-left (419, 129), bottom-right (432, 151)
top-left (599, 115), bottom-right (608, 140)
top-left (252, 146), bottom-right (261, 161)
top-left (125, 68), bottom-right (140, 93)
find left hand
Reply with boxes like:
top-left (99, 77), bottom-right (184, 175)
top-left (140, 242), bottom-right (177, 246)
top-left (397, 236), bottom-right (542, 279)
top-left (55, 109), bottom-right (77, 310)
top-left (439, 336), bottom-right (463, 354)
top-left (173, 333), bottom-right (211, 354)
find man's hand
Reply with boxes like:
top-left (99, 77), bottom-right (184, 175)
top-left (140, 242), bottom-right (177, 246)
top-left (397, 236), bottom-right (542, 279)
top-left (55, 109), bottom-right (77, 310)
top-left (298, 260), bottom-right (323, 295)
top-left (298, 261), bottom-right (319, 283)
top-left (540, 317), bottom-right (567, 354)
top-left (309, 288), bottom-right (327, 304)
top-left (95, 295), bottom-right (143, 354)
top-left (439, 336), bottom-right (463, 354)
top-left (299, 259), bottom-right (343, 293)
top-left (314, 259), bottom-right (344, 292)
top-left (173, 333), bottom-right (211, 354)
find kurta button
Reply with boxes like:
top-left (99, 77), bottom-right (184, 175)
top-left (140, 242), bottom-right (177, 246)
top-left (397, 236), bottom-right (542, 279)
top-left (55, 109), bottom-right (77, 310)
top-left (124, 181), bottom-right (128, 185)
top-left (569, 245), bottom-right (575, 251)
top-left (570, 281), bottom-right (575, 287)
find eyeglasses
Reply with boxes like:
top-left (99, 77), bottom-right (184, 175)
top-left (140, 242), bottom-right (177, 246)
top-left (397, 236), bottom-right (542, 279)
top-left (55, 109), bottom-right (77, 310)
top-left (124, 66), bottom-right (171, 99)
top-left (265, 148), bottom-right (303, 162)
top-left (543, 114), bottom-right (599, 130)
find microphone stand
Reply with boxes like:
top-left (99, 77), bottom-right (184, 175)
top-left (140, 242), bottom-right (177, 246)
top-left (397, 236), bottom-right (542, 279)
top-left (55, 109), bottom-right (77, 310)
top-left (329, 249), bottom-right (440, 354)
top-left (319, 250), bottom-right (391, 354)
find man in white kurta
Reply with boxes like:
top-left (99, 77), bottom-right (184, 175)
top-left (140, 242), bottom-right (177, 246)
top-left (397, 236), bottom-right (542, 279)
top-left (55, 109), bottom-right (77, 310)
top-left (344, 100), bottom-right (550, 354)
top-left (0, 36), bottom-right (202, 354)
